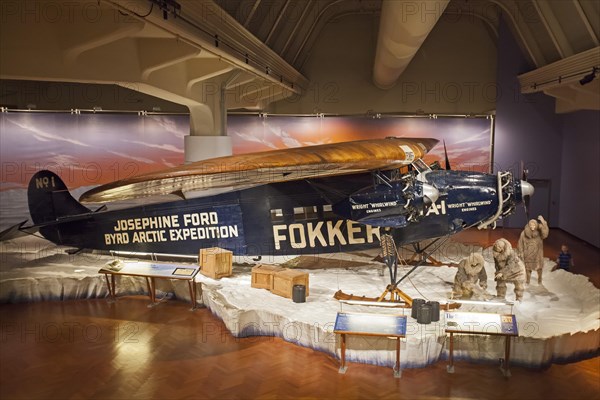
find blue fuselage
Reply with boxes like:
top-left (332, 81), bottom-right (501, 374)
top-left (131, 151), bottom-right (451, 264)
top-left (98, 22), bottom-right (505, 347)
top-left (41, 170), bottom-right (521, 257)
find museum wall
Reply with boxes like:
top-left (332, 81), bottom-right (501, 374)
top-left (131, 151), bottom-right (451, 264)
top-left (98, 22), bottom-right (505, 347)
top-left (559, 111), bottom-right (600, 248)
top-left (268, 13), bottom-right (498, 115)
top-left (0, 80), bottom-right (188, 113)
top-left (493, 18), bottom-right (563, 230)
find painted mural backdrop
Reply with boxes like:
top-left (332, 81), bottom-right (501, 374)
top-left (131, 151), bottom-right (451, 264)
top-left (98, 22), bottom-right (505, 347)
top-left (0, 112), bottom-right (188, 191)
top-left (0, 112), bottom-right (491, 228)
top-left (228, 115), bottom-right (492, 171)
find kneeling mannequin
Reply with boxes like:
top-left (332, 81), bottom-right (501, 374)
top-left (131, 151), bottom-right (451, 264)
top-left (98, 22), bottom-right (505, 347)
top-left (453, 253), bottom-right (488, 299)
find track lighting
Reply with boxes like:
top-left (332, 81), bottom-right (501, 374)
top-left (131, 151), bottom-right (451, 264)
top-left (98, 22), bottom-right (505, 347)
top-left (579, 67), bottom-right (598, 85)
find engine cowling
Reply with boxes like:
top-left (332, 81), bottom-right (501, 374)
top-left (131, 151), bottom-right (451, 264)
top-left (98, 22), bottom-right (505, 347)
top-left (332, 179), bottom-right (439, 228)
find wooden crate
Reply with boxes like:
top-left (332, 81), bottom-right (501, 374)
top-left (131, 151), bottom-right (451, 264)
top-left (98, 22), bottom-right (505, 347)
top-left (251, 265), bottom-right (285, 290)
top-left (272, 269), bottom-right (309, 299)
top-left (199, 247), bottom-right (233, 279)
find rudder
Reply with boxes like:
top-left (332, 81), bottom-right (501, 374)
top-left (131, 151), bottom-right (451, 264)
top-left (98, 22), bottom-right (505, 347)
top-left (28, 170), bottom-right (91, 224)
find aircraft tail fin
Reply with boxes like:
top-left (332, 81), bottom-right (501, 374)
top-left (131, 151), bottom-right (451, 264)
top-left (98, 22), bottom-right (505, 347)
top-left (27, 170), bottom-right (91, 225)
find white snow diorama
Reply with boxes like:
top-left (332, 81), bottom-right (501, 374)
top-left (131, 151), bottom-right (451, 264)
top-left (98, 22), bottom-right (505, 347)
top-left (1, 138), bottom-right (598, 372)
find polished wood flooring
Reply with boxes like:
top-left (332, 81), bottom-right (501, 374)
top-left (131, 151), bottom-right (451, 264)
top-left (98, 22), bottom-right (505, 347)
top-left (1, 229), bottom-right (599, 400)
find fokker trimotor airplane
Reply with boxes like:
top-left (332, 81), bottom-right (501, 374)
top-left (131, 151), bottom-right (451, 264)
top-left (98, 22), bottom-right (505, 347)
top-left (2, 137), bottom-right (534, 269)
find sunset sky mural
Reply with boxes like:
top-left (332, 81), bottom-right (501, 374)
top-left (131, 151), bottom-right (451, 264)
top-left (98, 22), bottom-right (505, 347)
top-left (228, 115), bottom-right (492, 171)
top-left (0, 113), bottom-right (188, 190)
top-left (0, 113), bottom-right (492, 191)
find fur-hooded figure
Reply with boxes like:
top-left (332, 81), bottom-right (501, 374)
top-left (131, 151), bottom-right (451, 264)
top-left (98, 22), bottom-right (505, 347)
top-left (492, 238), bottom-right (526, 301)
top-left (453, 253), bottom-right (487, 298)
top-left (518, 215), bottom-right (549, 284)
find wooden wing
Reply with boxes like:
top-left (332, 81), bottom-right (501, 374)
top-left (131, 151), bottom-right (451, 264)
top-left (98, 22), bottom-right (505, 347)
top-left (79, 137), bottom-right (438, 203)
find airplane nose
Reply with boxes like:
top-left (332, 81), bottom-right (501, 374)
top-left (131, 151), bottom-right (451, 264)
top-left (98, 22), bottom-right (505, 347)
top-left (521, 180), bottom-right (535, 197)
top-left (423, 183), bottom-right (439, 204)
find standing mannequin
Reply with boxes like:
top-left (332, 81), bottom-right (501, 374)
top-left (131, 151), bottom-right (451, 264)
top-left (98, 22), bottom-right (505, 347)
top-left (518, 215), bottom-right (549, 284)
top-left (493, 238), bottom-right (526, 301)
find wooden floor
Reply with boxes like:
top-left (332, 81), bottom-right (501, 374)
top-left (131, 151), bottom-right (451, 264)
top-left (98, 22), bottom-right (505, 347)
top-left (1, 229), bottom-right (599, 400)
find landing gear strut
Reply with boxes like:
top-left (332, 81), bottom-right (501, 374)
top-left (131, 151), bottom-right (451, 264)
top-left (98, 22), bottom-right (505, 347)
top-left (378, 232), bottom-right (451, 305)
top-left (406, 240), bottom-right (445, 265)
top-left (379, 228), bottom-right (414, 306)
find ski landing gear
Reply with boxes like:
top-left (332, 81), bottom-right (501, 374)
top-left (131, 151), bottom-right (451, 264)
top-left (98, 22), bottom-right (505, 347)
top-left (378, 228), bottom-right (414, 306)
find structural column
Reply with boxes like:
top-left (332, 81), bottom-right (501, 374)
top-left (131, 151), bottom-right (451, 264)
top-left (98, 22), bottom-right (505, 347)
top-left (185, 89), bottom-right (232, 163)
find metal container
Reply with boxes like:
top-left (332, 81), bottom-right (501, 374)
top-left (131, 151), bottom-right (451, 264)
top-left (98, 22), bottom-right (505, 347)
top-left (292, 284), bottom-right (306, 303)
top-left (427, 301), bottom-right (440, 322)
top-left (411, 298), bottom-right (426, 319)
top-left (417, 304), bottom-right (432, 324)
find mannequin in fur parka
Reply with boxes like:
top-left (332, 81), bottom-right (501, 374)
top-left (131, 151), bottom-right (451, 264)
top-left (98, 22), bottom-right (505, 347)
top-left (518, 216), bottom-right (549, 284)
top-left (493, 238), bottom-right (526, 301)
top-left (453, 253), bottom-right (488, 298)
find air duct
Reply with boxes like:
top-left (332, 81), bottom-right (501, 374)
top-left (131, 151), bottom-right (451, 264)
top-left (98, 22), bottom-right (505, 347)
top-left (373, 0), bottom-right (449, 89)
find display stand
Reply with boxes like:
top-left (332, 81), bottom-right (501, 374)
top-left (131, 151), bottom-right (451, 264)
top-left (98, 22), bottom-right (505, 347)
top-left (333, 312), bottom-right (407, 378)
top-left (376, 284), bottom-right (413, 306)
top-left (445, 311), bottom-right (518, 377)
top-left (99, 262), bottom-right (200, 310)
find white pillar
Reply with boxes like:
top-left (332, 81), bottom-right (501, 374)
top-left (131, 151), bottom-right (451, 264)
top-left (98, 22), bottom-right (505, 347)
top-left (184, 136), bottom-right (232, 163)
top-left (185, 91), bottom-right (232, 163)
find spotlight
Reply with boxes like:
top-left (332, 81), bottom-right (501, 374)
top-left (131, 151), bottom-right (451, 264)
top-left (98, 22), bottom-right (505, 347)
top-left (579, 67), bottom-right (598, 85)
top-left (149, 0), bottom-right (181, 20)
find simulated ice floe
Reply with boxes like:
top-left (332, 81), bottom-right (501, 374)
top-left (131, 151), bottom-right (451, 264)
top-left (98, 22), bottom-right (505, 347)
top-left (1, 236), bottom-right (598, 368)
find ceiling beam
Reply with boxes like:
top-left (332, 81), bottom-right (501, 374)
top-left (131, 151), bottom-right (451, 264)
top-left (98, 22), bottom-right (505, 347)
top-left (243, 0), bottom-right (262, 28)
top-left (138, 39), bottom-right (201, 80)
top-left (281, 0), bottom-right (313, 55)
top-left (573, 0), bottom-right (599, 46)
top-left (518, 46), bottom-right (600, 94)
top-left (532, 0), bottom-right (574, 59)
top-left (265, 0), bottom-right (291, 45)
top-left (107, 0), bottom-right (308, 94)
top-left (488, 0), bottom-right (546, 67)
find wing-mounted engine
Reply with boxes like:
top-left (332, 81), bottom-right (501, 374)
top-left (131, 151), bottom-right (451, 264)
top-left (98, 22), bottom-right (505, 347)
top-left (332, 173), bottom-right (439, 228)
top-left (477, 171), bottom-right (519, 229)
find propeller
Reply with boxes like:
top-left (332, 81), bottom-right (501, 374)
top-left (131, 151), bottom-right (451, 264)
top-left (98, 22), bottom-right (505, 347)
top-left (443, 140), bottom-right (451, 170)
top-left (520, 160), bottom-right (533, 220)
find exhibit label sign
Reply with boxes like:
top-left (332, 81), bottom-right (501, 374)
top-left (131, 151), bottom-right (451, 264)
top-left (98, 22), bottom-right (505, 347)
top-left (445, 312), bottom-right (518, 336)
top-left (334, 312), bottom-right (407, 337)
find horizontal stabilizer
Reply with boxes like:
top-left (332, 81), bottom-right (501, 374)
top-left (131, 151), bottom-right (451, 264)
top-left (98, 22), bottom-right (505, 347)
top-left (0, 221), bottom-right (32, 241)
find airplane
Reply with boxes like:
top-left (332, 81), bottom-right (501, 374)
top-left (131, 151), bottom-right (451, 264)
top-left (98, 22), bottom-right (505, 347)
top-left (1, 137), bottom-right (534, 266)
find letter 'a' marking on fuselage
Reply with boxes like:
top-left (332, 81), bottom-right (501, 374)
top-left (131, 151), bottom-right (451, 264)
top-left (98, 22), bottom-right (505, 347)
top-left (420, 200), bottom-right (447, 216)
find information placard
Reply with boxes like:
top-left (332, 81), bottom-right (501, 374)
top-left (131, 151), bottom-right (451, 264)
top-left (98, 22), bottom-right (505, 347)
top-left (445, 312), bottom-right (518, 336)
top-left (334, 312), bottom-right (407, 337)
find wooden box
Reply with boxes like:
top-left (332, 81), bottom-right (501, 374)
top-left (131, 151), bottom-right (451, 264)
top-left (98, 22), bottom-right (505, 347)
top-left (272, 269), bottom-right (309, 299)
top-left (251, 265), bottom-right (285, 290)
top-left (199, 247), bottom-right (233, 279)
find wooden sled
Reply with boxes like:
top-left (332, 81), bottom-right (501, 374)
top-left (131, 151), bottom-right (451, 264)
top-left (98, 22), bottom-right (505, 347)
top-left (334, 290), bottom-right (461, 310)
